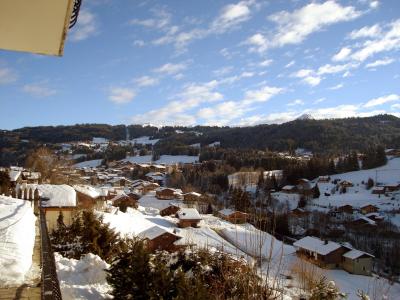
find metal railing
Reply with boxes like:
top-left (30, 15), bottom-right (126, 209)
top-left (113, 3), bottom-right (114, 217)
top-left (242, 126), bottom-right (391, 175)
top-left (40, 209), bottom-right (63, 300)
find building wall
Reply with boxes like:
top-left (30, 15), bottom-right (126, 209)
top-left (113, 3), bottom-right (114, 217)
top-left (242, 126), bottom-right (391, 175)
top-left (342, 257), bottom-right (372, 276)
top-left (178, 219), bottom-right (200, 228)
top-left (44, 208), bottom-right (76, 232)
top-left (147, 233), bottom-right (179, 252)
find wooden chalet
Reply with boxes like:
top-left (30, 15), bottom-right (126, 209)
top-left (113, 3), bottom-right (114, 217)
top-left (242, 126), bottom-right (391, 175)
top-left (337, 204), bottom-right (354, 214)
top-left (156, 187), bottom-right (182, 200)
top-left (293, 236), bottom-right (349, 269)
top-left (218, 208), bottom-right (249, 224)
top-left (177, 208), bottom-right (202, 228)
top-left (318, 176), bottom-right (331, 183)
top-left (360, 204), bottom-right (379, 215)
top-left (340, 180), bottom-right (354, 188)
top-left (372, 186), bottom-right (385, 195)
top-left (139, 226), bottom-right (181, 252)
top-left (342, 250), bottom-right (374, 276)
top-left (281, 185), bottom-right (297, 194)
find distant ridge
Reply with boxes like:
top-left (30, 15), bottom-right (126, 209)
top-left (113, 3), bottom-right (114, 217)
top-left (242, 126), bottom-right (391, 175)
top-left (296, 113), bottom-right (314, 120)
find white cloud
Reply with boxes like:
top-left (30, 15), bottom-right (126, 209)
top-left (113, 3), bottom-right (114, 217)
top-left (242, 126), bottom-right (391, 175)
top-left (332, 47), bottom-right (352, 61)
top-left (365, 58), bottom-right (395, 68)
top-left (285, 60), bottom-right (295, 68)
top-left (22, 83), bottom-right (57, 97)
top-left (364, 94), bottom-right (400, 108)
top-left (259, 59), bottom-right (273, 67)
top-left (108, 88), bottom-right (136, 104)
top-left (0, 67), bottom-right (17, 85)
top-left (131, 80), bottom-right (222, 126)
top-left (133, 40), bottom-right (145, 47)
top-left (211, 1), bottom-right (253, 33)
top-left (292, 62), bottom-right (358, 86)
top-left (129, 9), bottom-right (171, 29)
top-left (134, 75), bottom-right (159, 87)
top-left (153, 62), bottom-right (187, 75)
top-left (292, 69), bottom-right (321, 86)
top-left (245, 33), bottom-right (268, 53)
top-left (213, 66), bottom-right (234, 77)
top-left (391, 103), bottom-right (400, 109)
top-left (70, 9), bottom-right (98, 41)
top-left (350, 20), bottom-right (400, 61)
top-left (348, 24), bottom-right (381, 40)
top-left (267, 1), bottom-right (361, 48)
top-left (199, 84), bottom-right (283, 124)
top-left (287, 99), bottom-right (304, 106)
top-left (329, 83), bottom-right (344, 90)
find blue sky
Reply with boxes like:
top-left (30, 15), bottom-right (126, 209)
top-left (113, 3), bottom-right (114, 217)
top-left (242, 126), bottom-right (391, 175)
top-left (0, 0), bottom-right (399, 129)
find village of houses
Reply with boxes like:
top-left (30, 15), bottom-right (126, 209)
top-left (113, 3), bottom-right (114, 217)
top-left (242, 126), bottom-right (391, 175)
top-left (1, 137), bottom-right (400, 299)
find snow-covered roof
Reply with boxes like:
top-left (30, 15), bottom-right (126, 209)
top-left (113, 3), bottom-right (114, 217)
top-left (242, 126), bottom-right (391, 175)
top-left (138, 226), bottom-right (177, 240)
top-left (282, 185), bottom-right (296, 190)
top-left (343, 249), bottom-right (374, 260)
top-left (218, 208), bottom-right (246, 216)
top-left (293, 236), bottom-right (344, 256)
top-left (9, 170), bottom-right (21, 182)
top-left (0, 195), bottom-right (36, 286)
top-left (185, 192), bottom-right (201, 197)
top-left (73, 185), bottom-right (101, 198)
top-left (37, 184), bottom-right (77, 207)
top-left (177, 208), bottom-right (201, 220)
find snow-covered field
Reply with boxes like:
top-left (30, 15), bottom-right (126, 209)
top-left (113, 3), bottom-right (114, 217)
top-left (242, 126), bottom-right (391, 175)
top-left (123, 155), bottom-right (199, 165)
top-left (0, 196), bottom-right (36, 287)
top-left (130, 136), bottom-right (160, 145)
top-left (309, 157), bottom-right (400, 213)
top-left (74, 159), bottom-right (103, 168)
top-left (55, 253), bottom-right (112, 300)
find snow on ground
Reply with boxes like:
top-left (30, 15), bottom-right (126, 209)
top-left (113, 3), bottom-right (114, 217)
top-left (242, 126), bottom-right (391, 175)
top-left (123, 155), bottom-right (199, 165)
top-left (309, 157), bottom-right (400, 212)
top-left (220, 225), bottom-right (295, 260)
top-left (131, 136), bottom-right (160, 145)
top-left (55, 253), bottom-right (112, 300)
top-left (36, 184), bottom-right (77, 207)
top-left (271, 192), bottom-right (300, 211)
top-left (280, 254), bottom-right (400, 300)
top-left (0, 196), bottom-right (36, 287)
top-left (98, 207), bottom-right (247, 259)
top-left (74, 159), bottom-right (103, 168)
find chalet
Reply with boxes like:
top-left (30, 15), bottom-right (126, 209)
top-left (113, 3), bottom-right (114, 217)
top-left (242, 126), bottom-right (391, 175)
top-left (177, 208), bottom-right (202, 228)
top-left (351, 215), bottom-right (376, 227)
top-left (218, 208), bottom-right (249, 224)
top-left (111, 193), bottom-right (139, 212)
top-left (74, 185), bottom-right (107, 210)
top-left (384, 184), bottom-right (400, 192)
top-left (156, 187), bottom-right (182, 200)
top-left (293, 236), bottom-right (349, 269)
top-left (131, 180), bottom-right (159, 195)
top-left (183, 191), bottom-right (202, 203)
top-left (160, 204), bottom-right (181, 216)
top-left (138, 226), bottom-right (181, 252)
top-left (360, 204), bottom-right (379, 215)
top-left (291, 207), bottom-right (309, 217)
top-left (340, 180), bottom-right (354, 188)
top-left (282, 185), bottom-right (297, 194)
top-left (342, 250), bottom-right (374, 276)
top-left (21, 171), bottom-right (41, 184)
top-left (37, 184), bottom-right (77, 232)
top-left (337, 204), bottom-right (354, 214)
top-left (365, 212), bottom-right (384, 223)
top-left (297, 179), bottom-right (314, 198)
top-left (145, 172), bottom-right (165, 185)
top-left (372, 186), bottom-right (385, 195)
top-left (318, 176), bottom-right (331, 183)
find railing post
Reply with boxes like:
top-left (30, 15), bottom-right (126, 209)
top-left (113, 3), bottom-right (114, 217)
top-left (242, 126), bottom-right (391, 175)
top-left (39, 207), bottom-right (63, 300)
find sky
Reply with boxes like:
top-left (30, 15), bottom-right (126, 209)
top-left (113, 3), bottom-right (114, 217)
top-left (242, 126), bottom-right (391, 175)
top-left (0, 0), bottom-right (399, 130)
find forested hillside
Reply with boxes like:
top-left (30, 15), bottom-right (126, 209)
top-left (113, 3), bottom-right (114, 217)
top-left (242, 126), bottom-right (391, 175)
top-left (1, 115), bottom-right (400, 166)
